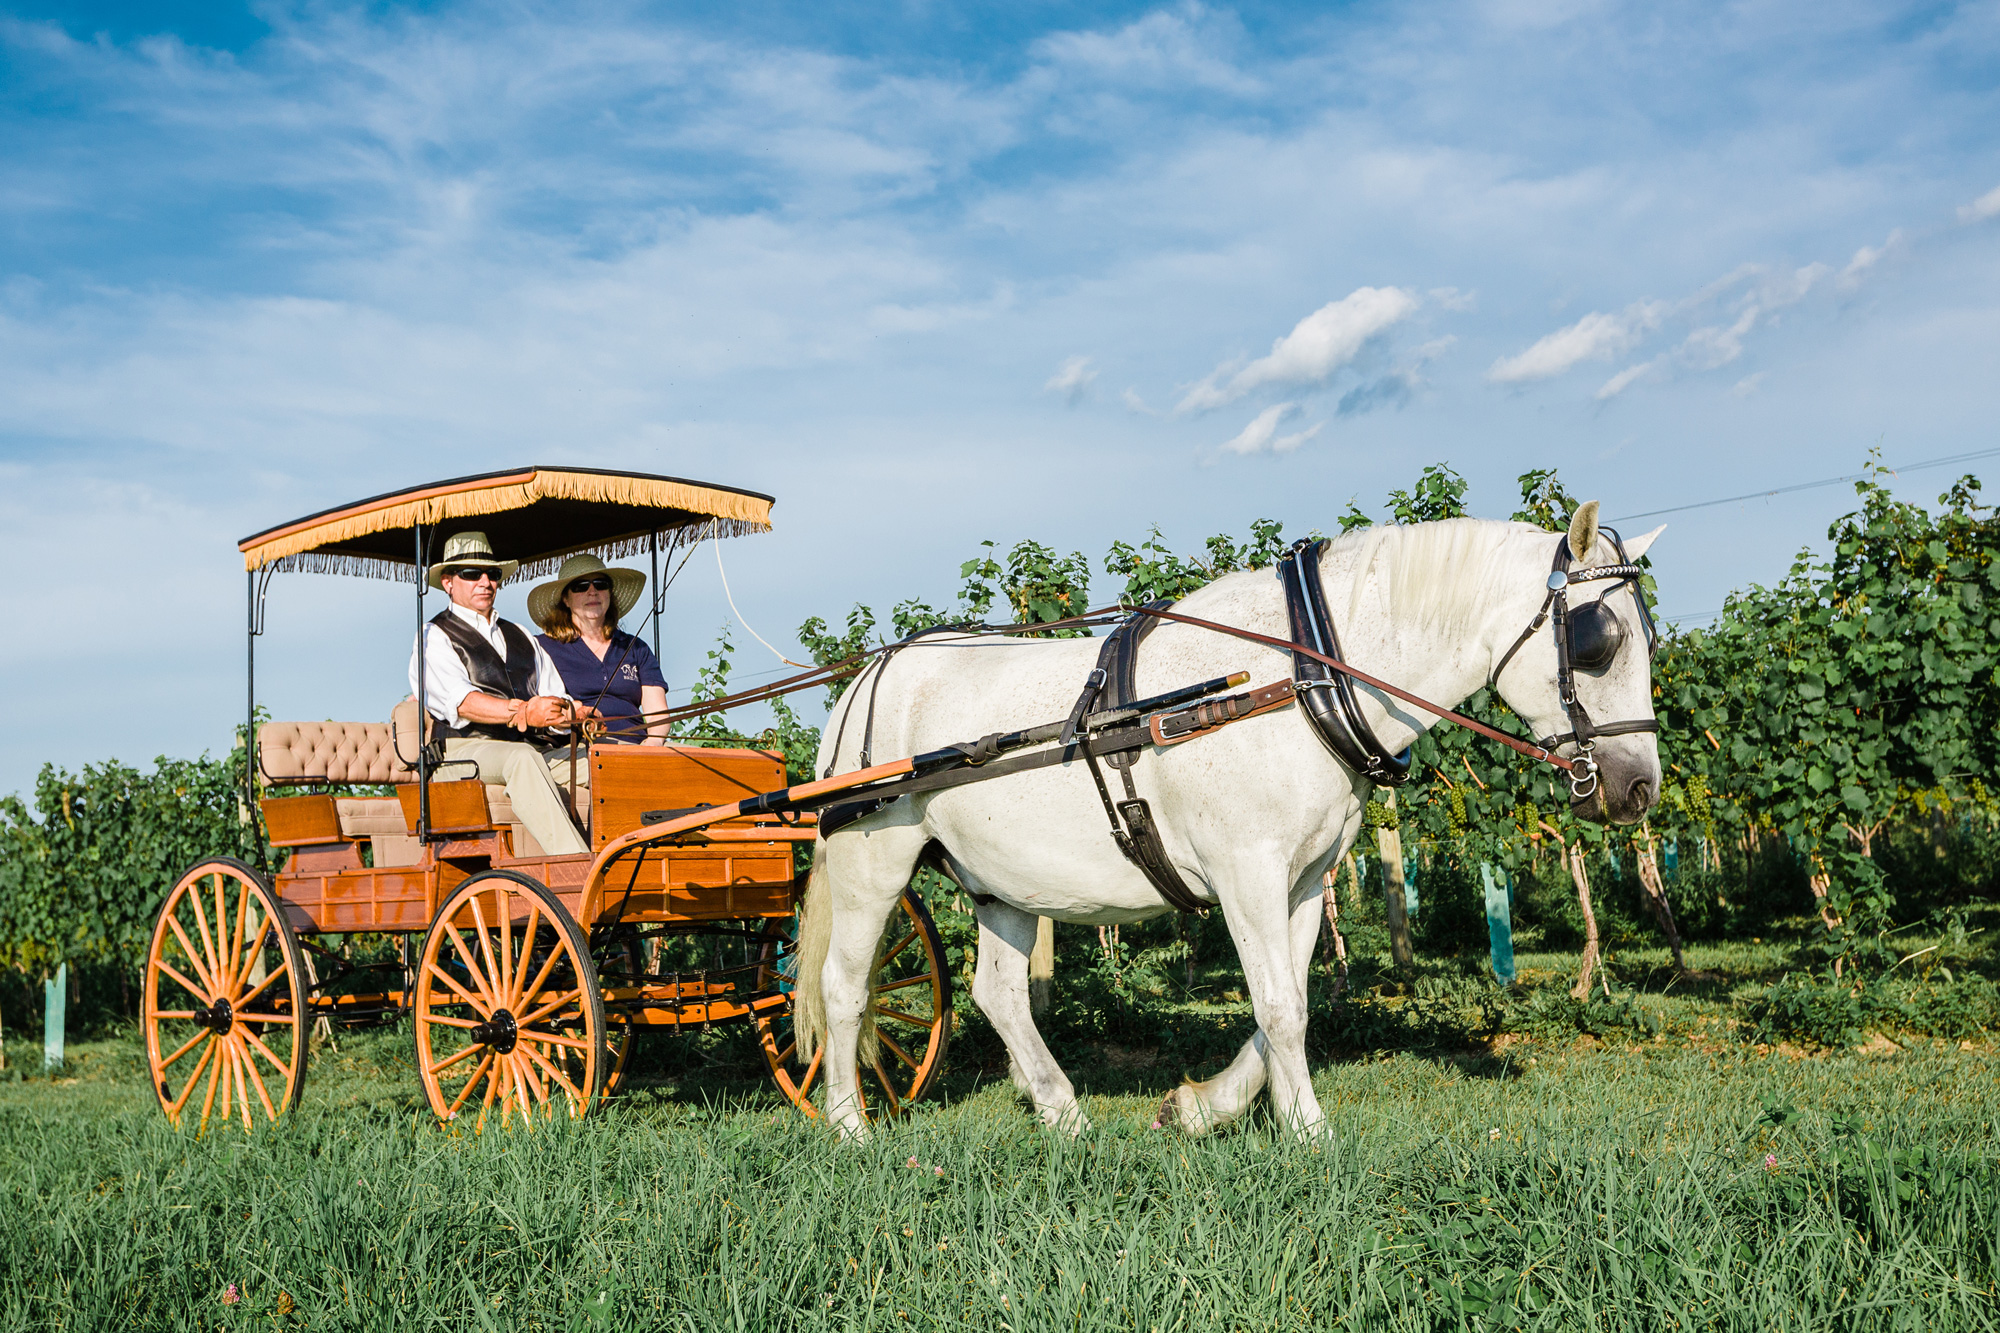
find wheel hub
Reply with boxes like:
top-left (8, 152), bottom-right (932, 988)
top-left (471, 1009), bottom-right (518, 1053)
top-left (192, 997), bottom-right (234, 1035)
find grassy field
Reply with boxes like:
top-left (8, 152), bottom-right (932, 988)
top-left (3, 926), bottom-right (1999, 1331)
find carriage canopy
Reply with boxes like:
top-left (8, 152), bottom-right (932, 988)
top-left (237, 465), bottom-right (774, 581)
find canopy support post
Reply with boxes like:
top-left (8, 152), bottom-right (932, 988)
top-left (650, 529), bottom-right (660, 658)
top-left (415, 522), bottom-right (431, 841)
top-left (245, 569), bottom-right (257, 819)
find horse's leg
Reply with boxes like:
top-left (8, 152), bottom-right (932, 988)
top-left (970, 900), bottom-right (1089, 1135)
top-left (1158, 868), bottom-right (1328, 1138)
top-left (816, 826), bottom-right (927, 1141)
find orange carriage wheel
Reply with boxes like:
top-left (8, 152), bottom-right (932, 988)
top-left (413, 870), bottom-right (607, 1128)
top-left (143, 858), bottom-right (310, 1132)
top-left (754, 887), bottom-right (953, 1119)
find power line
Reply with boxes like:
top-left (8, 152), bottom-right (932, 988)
top-left (1607, 446), bottom-right (2000, 523)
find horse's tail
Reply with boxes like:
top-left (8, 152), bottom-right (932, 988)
top-left (792, 844), bottom-right (879, 1067)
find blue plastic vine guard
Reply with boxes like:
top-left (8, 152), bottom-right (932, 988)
top-left (1482, 865), bottom-right (1517, 986)
top-left (43, 964), bottom-right (65, 1073)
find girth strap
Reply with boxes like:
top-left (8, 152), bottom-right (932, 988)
top-left (1067, 602), bottom-right (1210, 915)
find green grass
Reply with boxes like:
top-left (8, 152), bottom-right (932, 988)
top-left (4, 926), bottom-right (2000, 1331)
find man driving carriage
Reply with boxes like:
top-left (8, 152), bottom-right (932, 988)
top-left (407, 530), bottom-right (595, 856)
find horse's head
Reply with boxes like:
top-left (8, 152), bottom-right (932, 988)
top-left (1491, 501), bottom-right (1666, 826)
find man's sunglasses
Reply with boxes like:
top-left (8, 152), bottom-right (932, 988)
top-left (566, 577), bottom-right (615, 593)
top-left (447, 567), bottom-right (502, 583)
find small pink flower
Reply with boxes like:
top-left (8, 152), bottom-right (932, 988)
top-left (934, 1165), bottom-right (944, 1177)
top-left (907, 1156), bottom-right (920, 1168)
top-left (220, 1283), bottom-right (241, 1306)
top-left (1764, 1153), bottom-right (1778, 1172)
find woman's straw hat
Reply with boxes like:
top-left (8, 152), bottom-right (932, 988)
top-left (425, 531), bottom-right (519, 592)
top-left (527, 554), bottom-right (648, 632)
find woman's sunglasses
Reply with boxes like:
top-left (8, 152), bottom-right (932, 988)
top-left (566, 576), bottom-right (614, 593)
top-left (447, 567), bottom-right (501, 583)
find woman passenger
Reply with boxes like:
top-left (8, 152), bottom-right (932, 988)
top-left (527, 555), bottom-right (670, 744)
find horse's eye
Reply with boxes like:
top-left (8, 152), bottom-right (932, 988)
top-left (1567, 600), bottom-right (1627, 671)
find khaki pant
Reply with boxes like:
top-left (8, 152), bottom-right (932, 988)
top-left (439, 737), bottom-right (591, 857)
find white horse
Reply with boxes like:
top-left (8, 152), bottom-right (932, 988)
top-left (796, 504), bottom-right (1665, 1140)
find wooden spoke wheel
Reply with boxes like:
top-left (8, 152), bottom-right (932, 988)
top-left (413, 871), bottom-right (607, 1128)
top-left (143, 858), bottom-right (309, 1132)
top-left (754, 888), bottom-right (952, 1119)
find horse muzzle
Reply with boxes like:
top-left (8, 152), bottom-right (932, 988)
top-left (1564, 739), bottom-right (1660, 826)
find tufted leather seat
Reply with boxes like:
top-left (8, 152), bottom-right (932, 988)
top-left (260, 720), bottom-right (415, 786)
top-left (262, 708), bottom-right (575, 861)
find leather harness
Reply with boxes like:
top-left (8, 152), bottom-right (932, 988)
top-left (807, 532), bottom-right (1658, 916)
top-left (1071, 601), bottom-right (1211, 913)
top-left (1067, 543), bottom-right (1411, 915)
top-left (1487, 529), bottom-right (1660, 800)
top-left (1277, 539), bottom-right (1413, 787)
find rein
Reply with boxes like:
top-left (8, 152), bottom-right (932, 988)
top-left (1127, 606), bottom-right (1579, 775)
top-left (617, 596), bottom-right (1586, 778)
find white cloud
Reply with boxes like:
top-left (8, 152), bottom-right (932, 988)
top-left (1120, 386), bottom-right (1163, 416)
top-left (1488, 301), bottom-right (1665, 383)
top-left (1595, 361), bottom-right (1652, 400)
top-left (1840, 231), bottom-right (1902, 289)
top-left (1732, 372), bottom-right (1766, 397)
top-left (1219, 401), bottom-right (1320, 455)
top-left (1756, 262), bottom-right (1828, 310)
top-left (1959, 184), bottom-right (2000, 224)
top-left (1033, 6), bottom-right (1260, 96)
top-left (1504, 260), bottom-right (1830, 395)
top-left (1677, 305), bottom-right (1760, 371)
top-left (1045, 354), bottom-right (1097, 403)
top-left (1177, 286), bottom-right (1418, 412)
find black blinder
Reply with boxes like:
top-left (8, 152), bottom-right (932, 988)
top-left (1566, 599), bottom-right (1627, 671)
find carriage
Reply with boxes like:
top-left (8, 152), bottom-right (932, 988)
top-left (146, 466), bottom-right (1662, 1141)
top-left (141, 466), bottom-right (953, 1132)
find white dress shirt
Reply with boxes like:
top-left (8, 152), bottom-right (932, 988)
top-left (408, 602), bottom-right (573, 728)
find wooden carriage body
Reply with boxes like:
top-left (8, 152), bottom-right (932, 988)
top-left (258, 732), bottom-right (805, 935)
top-left (140, 466), bottom-right (950, 1134)
top-left (254, 727), bottom-right (817, 1032)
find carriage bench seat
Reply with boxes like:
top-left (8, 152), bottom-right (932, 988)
top-left (259, 715), bottom-right (549, 864)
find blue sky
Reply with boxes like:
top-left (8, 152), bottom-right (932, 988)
top-left (2, 0), bottom-right (1998, 796)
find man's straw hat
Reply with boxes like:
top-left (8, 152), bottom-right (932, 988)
top-left (426, 531), bottom-right (519, 592)
top-left (527, 554), bottom-right (648, 632)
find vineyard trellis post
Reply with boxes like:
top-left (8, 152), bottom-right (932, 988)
top-left (1377, 791), bottom-right (1414, 970)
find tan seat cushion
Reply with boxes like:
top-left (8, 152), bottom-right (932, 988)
top-left (335, 798), bottom-right (408, 837)
top-left (333, 790), bottom-right (532, 833)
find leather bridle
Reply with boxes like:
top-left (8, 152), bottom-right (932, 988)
top-left (1490, 528), bottom-right (1660, 801)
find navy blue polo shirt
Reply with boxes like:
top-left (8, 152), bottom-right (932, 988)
top-left (536, 630), bottom-right (668, 743)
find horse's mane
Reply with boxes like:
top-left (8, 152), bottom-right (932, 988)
top-left (1329, 517), bottom-right (1542, 634)
top-left (1288, 512), bottom-right (1536, 632)
top-left (1178, 517), bottom-right (1543, 637)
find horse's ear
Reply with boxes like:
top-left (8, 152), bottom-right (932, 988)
top-left (1619, 523), bottom-right (1666, 561)
top-left (1567, 500), bottom-right (1601, 561)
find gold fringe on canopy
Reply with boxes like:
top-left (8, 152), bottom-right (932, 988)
top-left (262, 523), bottom-right (723, 583)
top-left (239, 467), bottom-right (772, 576)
